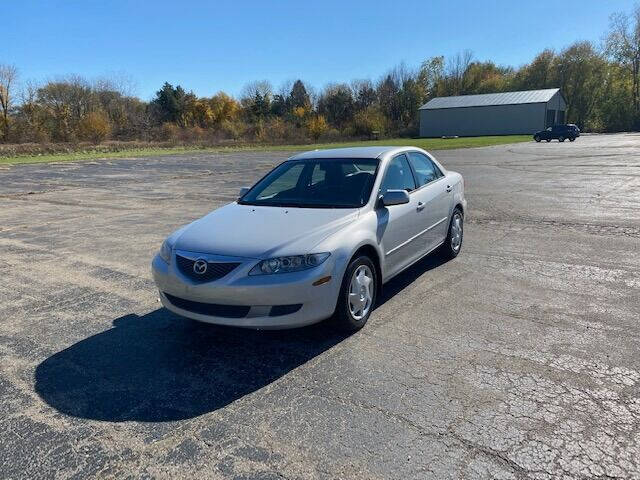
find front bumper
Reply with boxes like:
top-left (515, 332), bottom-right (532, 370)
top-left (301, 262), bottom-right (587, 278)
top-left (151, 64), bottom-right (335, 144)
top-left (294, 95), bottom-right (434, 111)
top-left (151, 251), bottom-right (342, 329)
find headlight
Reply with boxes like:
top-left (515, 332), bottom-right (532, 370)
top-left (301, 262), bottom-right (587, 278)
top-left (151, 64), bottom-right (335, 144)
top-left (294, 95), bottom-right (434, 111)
top-left (249, 253), bottom-right (330, 275)
top-left (159, 239), bottom-right (173, 264)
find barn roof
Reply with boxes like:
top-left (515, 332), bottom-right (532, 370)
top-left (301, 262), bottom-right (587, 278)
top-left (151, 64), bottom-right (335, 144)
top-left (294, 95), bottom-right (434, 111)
top-left (419, 88), bottom-right (560, 110)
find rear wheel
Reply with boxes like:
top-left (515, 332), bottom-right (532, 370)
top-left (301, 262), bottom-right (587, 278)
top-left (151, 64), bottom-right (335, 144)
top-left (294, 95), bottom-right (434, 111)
top-left (546, 138), bottom-right (551, 142)
top-left (569, 137), bottom-right (575, 142)
top-left (534, 135), bottom-right (541, 142)
top-left (558, 135), bottom-right (565, 142)
top-left (441, 209), bottom-right (464, 259)
top-left (333, 256), bottom-right (377, 332)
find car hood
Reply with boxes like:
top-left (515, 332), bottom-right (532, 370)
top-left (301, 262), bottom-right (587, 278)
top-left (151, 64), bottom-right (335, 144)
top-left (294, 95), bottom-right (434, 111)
top-left (174, 202), bottom-right (359, 258)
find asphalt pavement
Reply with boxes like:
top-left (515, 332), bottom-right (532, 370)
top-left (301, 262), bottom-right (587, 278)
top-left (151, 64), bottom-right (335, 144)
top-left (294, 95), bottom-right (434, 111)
top-left (1, 133), bottom-right (639, 479)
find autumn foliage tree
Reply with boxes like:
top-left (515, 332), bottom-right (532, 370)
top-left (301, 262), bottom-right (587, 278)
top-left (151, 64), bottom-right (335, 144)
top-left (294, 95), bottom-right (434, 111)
top-left (78, 111), bottom-right (111, 143)
top-left (5, 3), bottom-right (640, 147)
top-left (0, 64), bottom-right (17, 142)
top-left (306, 115), bottom-right (328, 141)
top-left (605, 4), bottom-right (640, 127)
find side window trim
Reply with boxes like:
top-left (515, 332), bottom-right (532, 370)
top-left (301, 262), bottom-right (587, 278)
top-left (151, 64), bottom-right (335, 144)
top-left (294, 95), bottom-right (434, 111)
top-left (400, 153), bottom-right (419, 191)
top-left (406, 151), bottom-right (444, 192)
top-left (428, 158), bottom-right (444, 179)
top-left (402, 153), bottom-right (420, 192)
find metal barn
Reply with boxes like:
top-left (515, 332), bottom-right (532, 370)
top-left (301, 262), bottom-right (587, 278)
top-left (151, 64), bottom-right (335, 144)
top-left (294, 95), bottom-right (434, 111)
top-left (419, 88), bottom-right (566, 137)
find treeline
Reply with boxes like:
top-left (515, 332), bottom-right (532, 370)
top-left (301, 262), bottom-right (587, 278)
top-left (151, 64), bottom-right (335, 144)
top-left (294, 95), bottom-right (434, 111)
top-left (1, 5), bottom-right (639, 145)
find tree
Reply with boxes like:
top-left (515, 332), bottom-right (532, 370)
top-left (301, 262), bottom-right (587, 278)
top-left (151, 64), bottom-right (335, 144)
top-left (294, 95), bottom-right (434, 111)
top-left (270, 94), bottom-right (288, 117)
top-left (418, 56), bottom-right (444, 98)
top-left (351, 79), bottom-right (377, 111)
top-left (14, 80), bottom-right (48, 142)
top-left (0, 64), bottom-right (17, 142)
top-left (150, 82), bottom-right (196, 127)
top-left (462, 61), bottom-right (513, 94)
top-left (377, 73), bottom-right (400, 129)
top-left (292, 106), bottom-right (308, 127)
top-left (191, 99), bottom-right (214, 128)
top-left (208, 92), bottom-right (238, 124)
top-left (240, 80), bottom-right (273, 120)
top-left (35, 76), bottom-right (94, 141)
top-left (444, 50), bottom-right (474, 95)
top-left (605, 5), bottom-right (640, 126)
top-left (78, 110), bottom-right (111, 143)
top-left (289, 80), bottom-right (311, 111)
top-left (377, 64), bottom-right (425, 134)
top-left (92, 81), bottom-right (147, 139)
top-left (554, 42), bottom-right (608, 129)
top-left (306, 115), bottom-right (328, 141)
top-left (352, 106), bottom-right (386, 137)
top-left (317, 84), bottom-right (354, 128)
top-left (512, 50), bottom-right (556, 90)
top-left (592, 62), bottom-right (635, 132)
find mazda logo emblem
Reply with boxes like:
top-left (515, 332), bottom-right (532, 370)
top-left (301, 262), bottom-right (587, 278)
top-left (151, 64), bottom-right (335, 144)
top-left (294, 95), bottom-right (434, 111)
top-left (193, 259), bottom-right (208, 275)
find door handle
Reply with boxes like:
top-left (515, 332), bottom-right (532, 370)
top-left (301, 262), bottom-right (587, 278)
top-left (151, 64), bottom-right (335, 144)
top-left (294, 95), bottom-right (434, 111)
top-left (416, 201), bottom-right (425, 211)
top-left (446, 185), bottom-right (452, 193)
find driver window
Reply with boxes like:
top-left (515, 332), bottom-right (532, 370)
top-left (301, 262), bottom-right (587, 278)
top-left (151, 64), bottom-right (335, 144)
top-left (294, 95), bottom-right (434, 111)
top-left (380, 154), bottom-right (416, 193)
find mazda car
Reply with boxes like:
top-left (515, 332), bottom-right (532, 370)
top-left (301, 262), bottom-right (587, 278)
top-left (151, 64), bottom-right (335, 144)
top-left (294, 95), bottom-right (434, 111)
top-left (152, 146), bottom-right (466, 331)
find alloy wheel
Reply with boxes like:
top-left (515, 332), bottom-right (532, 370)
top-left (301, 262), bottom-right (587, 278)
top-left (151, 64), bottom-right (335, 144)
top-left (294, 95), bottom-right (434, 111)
top-left (348, 265), bottom-right (374, 320)
top-left (451, 212), bottom-right (463, 252)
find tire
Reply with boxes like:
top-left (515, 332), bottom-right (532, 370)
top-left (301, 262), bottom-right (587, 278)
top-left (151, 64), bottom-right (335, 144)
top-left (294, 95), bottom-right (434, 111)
top-left (569, 137), bottom-right (575, 142)
top-left (546, 139), bottom-right (551, 142)
top-left (534, 135), bottom-right (541, 142)
top-left (333, 255), bottom-right (377, 332)
top-left (558, 136), bottom-right (565, 142)
top-left (441, 208), bottom-right (464, 259)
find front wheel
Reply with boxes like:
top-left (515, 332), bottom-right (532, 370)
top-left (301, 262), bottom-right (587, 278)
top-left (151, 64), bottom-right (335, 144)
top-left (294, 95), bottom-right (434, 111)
top-left (441, 209), bottom-right (464, 259)
top-left (569, 137), bottom-right (575, 142)
top-left (546, 138), bottom-right (551, 142)
top-left (534, 135), bottom-right (541, 142)
top-left (333, 256), bottom-right (378, 332)
top-left (558, 136), bottom-right (565, 142)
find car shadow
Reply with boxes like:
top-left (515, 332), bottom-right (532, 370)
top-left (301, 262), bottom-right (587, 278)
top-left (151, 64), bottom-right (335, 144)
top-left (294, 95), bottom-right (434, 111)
top-left (34, 312), bottom-right (350, 422)
top-left (34, 252), bottom-right (450, 423)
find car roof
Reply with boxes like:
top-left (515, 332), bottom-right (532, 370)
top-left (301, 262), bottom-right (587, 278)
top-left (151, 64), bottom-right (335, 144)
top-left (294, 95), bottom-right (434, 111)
top-left (288, 146), bottom-right (411, 161)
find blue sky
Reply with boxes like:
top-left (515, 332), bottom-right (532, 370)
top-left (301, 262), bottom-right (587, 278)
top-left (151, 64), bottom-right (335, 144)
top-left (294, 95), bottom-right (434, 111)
top-left (4, 1), bottom-right (636, 100)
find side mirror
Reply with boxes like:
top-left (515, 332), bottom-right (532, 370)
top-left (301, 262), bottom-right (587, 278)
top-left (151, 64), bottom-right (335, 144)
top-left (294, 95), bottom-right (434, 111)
top-left (380, 189), bottom-right (410, 207)
top-left (238, 187), bottom-right (250, 198)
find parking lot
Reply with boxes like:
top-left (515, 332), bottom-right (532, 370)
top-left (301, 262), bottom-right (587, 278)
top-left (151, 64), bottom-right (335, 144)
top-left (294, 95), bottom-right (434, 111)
top-left (1, 133), bottom-right (639, 479)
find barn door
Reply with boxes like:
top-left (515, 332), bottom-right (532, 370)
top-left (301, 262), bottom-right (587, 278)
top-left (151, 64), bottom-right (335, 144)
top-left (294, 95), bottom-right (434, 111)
top-left (546, 109), bottom-right (556, 127)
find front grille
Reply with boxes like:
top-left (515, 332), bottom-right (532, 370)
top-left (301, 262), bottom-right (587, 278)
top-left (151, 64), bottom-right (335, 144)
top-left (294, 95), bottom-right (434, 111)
top-left (175, 255), bottom-right (240, 283)
top-left (163, 293), bottom-right (250, 318)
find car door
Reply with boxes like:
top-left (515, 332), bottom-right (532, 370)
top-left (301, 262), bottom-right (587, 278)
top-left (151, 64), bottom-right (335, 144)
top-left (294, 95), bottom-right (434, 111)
top-left (406, 151), bottom-right (451, 252)
top-left (377, 154), bottom-right (423, 277)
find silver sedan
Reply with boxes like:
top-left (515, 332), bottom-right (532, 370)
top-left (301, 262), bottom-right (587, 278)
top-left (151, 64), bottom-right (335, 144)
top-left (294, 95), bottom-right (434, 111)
top-left (152, 146), bottom-right (466, 331)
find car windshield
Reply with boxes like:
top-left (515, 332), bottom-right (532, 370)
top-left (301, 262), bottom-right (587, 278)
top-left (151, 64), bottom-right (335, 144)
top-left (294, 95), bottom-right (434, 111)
top-left (239, 158), bottom-right (379, 208)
